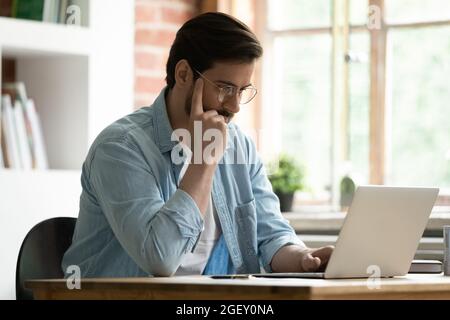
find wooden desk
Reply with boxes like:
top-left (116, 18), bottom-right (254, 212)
top-left (25, 274), bottom-right (450, 300)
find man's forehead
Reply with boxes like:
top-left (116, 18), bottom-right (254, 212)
top-left (208, 61), bottom-right (254, 72)
top-left (204, 61), bottom-right (255, 85)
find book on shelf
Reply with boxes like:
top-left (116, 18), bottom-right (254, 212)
top-left (1, 82), bottom-right (48, 170)
top-left (43, 0), bottom-right (59, 23)
top-left (1, 94), bottom-right (21, 169)
top-left (49, 0), bottom-right (89, 25)
top-left (58, 0), bottom-right (68, 23)
top-left (3, 82), bottom-right (30, 168)
top-left (12, 0), bottom-right (45, 21)
top-left (3, 81), bottom-right (27, 105)
top-left (12, 99), bottom-right (33, 169)
top-left (24, 99), bottom-right (48, 169)
top-left (0, 0), bottom-right (13, 18)
top-left (0, 101), bottom-right (4, 168)
top-left (1, 0), bottom-right (88, 26)
top-left (64, 0), bottom-right (88, 26)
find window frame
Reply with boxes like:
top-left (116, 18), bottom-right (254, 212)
top-left (257, 0), bottom-right (450, 207)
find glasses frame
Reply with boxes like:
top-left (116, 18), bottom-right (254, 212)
top-left (193, 69), bottom-right (257, 105)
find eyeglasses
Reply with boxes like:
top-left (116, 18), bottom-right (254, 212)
top-left (194, 70), bottom-right (257, 105)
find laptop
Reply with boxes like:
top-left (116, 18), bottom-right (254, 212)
top-left (252, 185), bottom-right (439, 279)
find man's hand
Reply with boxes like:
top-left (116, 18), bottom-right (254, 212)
top-left (188, 78), bottom-right (227, 166)
top-left (297, 246), bottom-right (334, 272)
top-left (179, 78), bottom-right (227, 215)
top-left (271, 244), bottom-right (334, 273)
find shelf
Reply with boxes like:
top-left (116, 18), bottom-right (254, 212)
top-left (0, 169), bottom-right (82, 225)
top-left (1, 54), bottom-right (90, 170)
top-left (0, 169), bottom-right (81, 300)
top-left (0, 17), bottom-right (91, 57)
top-left (0, 0), bottom-right (135, 300)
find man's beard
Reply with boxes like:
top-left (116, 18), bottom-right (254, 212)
top-left (184, 90), bottom-right (234, 123)
top-left (184, 89), bottom-right (194, 116)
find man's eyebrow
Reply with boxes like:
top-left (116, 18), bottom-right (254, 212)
top-left (215, 80), bottom-right (252, 89)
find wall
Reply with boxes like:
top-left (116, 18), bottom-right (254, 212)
top-left (134, 0), bottom-right (199, 108)
top-left (133, 0), bottom-right (262, 142)
top-left (0, 0), bottom-right (135, 300)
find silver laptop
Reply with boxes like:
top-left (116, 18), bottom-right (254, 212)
top-left (253, 185), bottom-right (439, 279)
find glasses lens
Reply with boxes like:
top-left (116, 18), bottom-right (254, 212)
top-left (240, 87), bottom-right (257, 104)
top-left (219, 87), bottom-right (235, 103)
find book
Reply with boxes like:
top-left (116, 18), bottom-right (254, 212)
top-left (1, 83), bottom-right (49, 170)
top-left (13, 99), bottom-right (33, 169)
top-left (24, 99), bottom-right (48, 169)
top-left (43, 0), bottom-right (59, 23)
top-left (1, 95), bottom-right (21, 169)
top-left (57, 0), bottom-right (68, 24)
top-left (409, 260), bottom-right (443, 274)
top-left (0, 0), bottom-right (14, 17)
top-left (3, 82), bottom-right (36, 167)
top-left (65, 0), bottom-right (88, 26)
top-left (0, 100), bottom-right (3, 168)
top-left (3, 81), bottom-right (27, 104)
top-left (12, 0), bottom-right (45, 21)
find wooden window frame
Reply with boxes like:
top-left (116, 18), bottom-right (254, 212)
top-left (201, 0), bottom-right (450, 206)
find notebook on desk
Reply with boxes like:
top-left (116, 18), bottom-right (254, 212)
top-left (408, 260), bottom-right (442, 274)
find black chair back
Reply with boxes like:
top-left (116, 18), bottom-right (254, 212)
top-left (16, 217), bottom-right (77, 300)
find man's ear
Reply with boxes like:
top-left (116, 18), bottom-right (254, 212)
top-left (174, 59), bottom-right (193, 88)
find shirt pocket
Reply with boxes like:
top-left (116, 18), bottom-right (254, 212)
top-left (235, 199), bottom-right (258, 256)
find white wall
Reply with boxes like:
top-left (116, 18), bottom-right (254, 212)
top-left (0, 0), bottom-right (134, 299)
top-left (0, 170), bottom-right (81, 299)
top-left (88, 0), bottom-right (135, 143)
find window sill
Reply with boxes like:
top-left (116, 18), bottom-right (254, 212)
top-left (285, 208), bottom-right (450, 261)
top-left (283, 207), bottom-right (450, 235)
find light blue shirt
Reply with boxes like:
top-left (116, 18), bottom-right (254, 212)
top-left (62, 88), bottom-right (304, 277)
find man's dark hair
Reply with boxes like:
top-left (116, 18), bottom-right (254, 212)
top-left (166, 12), bottom-right (263, 88)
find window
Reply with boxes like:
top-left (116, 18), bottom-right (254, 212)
top-left (274, 34), bottom-right (332, 199)
top-left (385, 0), bottom-right (450, 24)
top-left (388, 26), bottom-right (450, 188)
top-left (348, 31), bottom-right (370, 185)
top-left (267, 0), bottom-right (331, 30)
top-left (261, 0), bottom-right (450, 208)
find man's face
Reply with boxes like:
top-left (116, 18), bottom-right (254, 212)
top-left (184, 61), bottom-right (255, 123)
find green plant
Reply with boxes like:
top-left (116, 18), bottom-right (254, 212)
top-left (268, 154), bottom-right (304, 194)
top-left (340, 175), bottom-right (356, 195)
top-left (340, 175), bottom-right (356, 207)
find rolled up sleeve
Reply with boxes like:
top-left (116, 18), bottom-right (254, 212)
top-left (245, 138), bottom-right (306, 272)
top-left (90, 139), bottom-right (203, 276)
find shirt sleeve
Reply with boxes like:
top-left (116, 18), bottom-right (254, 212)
top-left (89, 139), bottom-right (204, 276)
top-left (245, 137), bottom-right (306, 272)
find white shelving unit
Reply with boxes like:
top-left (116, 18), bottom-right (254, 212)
top-left (0, 0), bottom-right (135, 299)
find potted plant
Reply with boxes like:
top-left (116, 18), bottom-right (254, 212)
top-left (339, 174), bottom-right (356, 210)
top-left (268, 154), bottom-right (304, 212)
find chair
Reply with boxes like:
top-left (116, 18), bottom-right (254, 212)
top-left (16, 217), bottom-right (77, 300)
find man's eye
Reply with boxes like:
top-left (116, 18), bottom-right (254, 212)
top-left (222, 87), bottom-right (235, 95)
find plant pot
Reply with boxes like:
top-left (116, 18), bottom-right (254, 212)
top-left (276, 192), bottom-right (294, 212)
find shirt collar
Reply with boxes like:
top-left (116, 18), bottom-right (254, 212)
top-left (152, 87), bottom-right (179, 153)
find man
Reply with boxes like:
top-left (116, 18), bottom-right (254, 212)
top-left (62, 12), bottom-right (333, 277)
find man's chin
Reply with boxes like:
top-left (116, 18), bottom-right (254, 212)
top-left (225, 116), bottom-right (234, 124)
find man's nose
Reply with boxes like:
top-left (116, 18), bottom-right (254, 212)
top-left (224, 94), bottom-right (240, 114)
